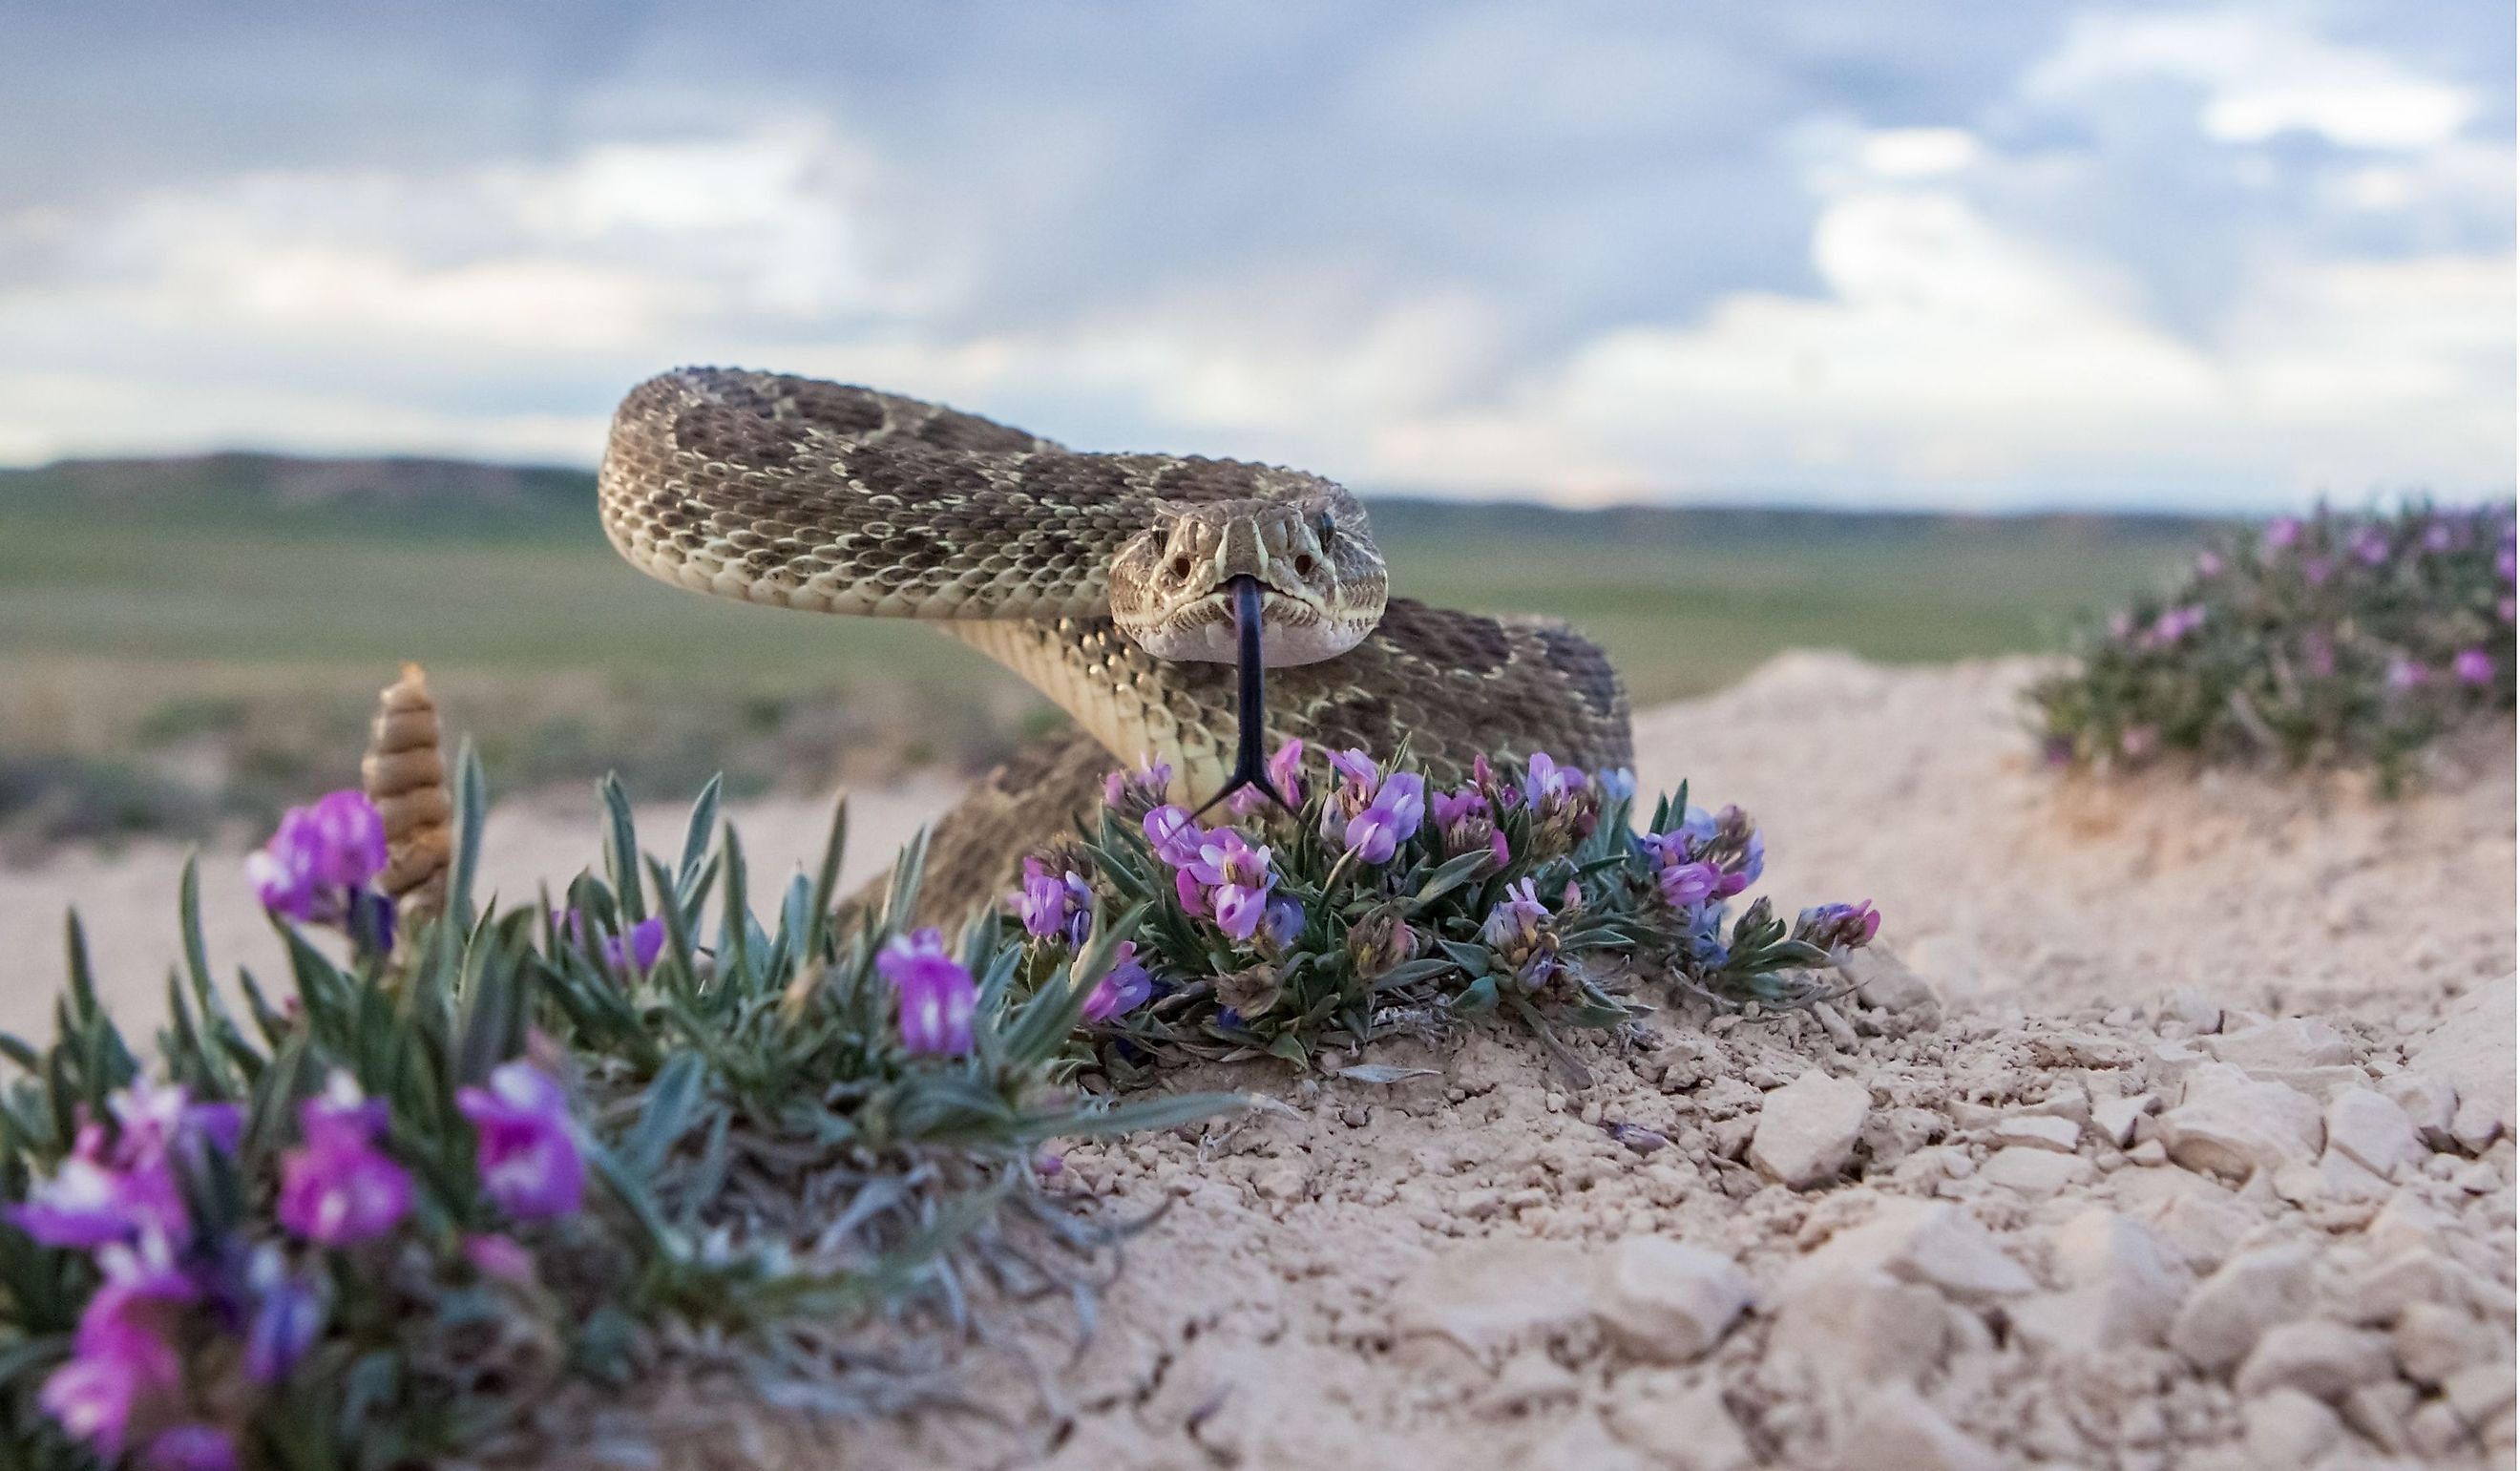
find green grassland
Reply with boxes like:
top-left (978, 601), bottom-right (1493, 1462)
top-left (0, 456), bottom-right (2208, 839)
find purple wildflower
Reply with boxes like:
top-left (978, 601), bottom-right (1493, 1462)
top-left (456, 1061), bottom-right (585, 1221)
top-left (1326, 747), bottom-right (1379, 794)
top-left (1796, 899), bottom-right (1882, 951)
top-left (1012, 856), bottom-right (1093, 945)
top-left (2302, 628), bottom-right (2337, 677)
top-left (1266, 739), bottom-right (1306, 806)
top-left (40, 1327), bottom-right (180, 1460)
top-left (1521, 752), bottom-right (1584, 809)
top-left (2147, 605), bottom-right (2205, 645)
top-left (2351, 526), bottom-right (2391, 565)
top-left (609, 916), bottom-right (666, 972)
top-left (1597, 767), bottom-right (1638, 800)
top-left (2500, 542), bottom-right (2516, 582)
top-left (245, 790), bottom-right (387, 924)
top-left (2387, 657), bottom-right (2429, 690)
top-left (2120, 724), bottom-right (2159, 760)
top-left (276, 1072), bottom-right (411, 1246)
top-left (1480, 878), bottom-right (1550, 956)
top-left (144, 1425), bottom-right (239, 1471)
top-left (10, 1133), bottom-right (147, 1250)
top-left (1185, 830), bottom-right (1277, 942)
top-left (2263, 515), bottom-right (2300, 551)
top-left (1343, 770), bottom-right (1426, 864)
top-left (1143, 806), bottom-right (1206, 868)
top-left (1261, 894), bottom-right (1306, 951)
top-left (1657, 861), bottom-right (1722, 909)
top-left (2453, 648), bottom-right (2496, 685)
top-left (2301, 557), bottom-right (2333, 588)
top-left (11, 1082), bottom-right (239, 1249)
top-left (1082, 941), bottom-right (1154, 1023)
top-left (877, 929), bottom-right (976, 1056)
top-left (242, 1247), bottom-right (326, 1384)
top-left (463, 1232), bottom-right (538, 1287)
top-left (2423, 519), bottom-right (2457, 554)
top-left (2195, 550), bottom-right (2223, 577)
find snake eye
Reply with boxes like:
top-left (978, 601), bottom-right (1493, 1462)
top-left (1168, 555), bottom-right (1192, 580)
top-left (1314, 512), bottom-right (1337, 543)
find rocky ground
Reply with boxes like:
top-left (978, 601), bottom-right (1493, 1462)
top-left (10, 655), bottom-right (2513, 1469)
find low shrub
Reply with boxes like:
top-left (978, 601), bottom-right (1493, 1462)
top-left (2030, 501), bottom-right (2515, 787)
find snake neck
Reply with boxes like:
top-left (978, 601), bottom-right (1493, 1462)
top-left (939, 620), bottom-right (1240, 805)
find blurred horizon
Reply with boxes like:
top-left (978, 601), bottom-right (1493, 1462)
top-left (2, 2), bottom-right (2512, 512)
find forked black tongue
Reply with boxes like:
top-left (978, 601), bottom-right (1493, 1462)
top-left (1188, 575), bottom-right (1294, 820)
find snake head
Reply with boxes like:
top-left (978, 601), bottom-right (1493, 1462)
top-left (1109, 485), bottom-right (1388, 666)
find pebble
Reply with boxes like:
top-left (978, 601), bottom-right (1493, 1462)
top-left (1603, 1380), bottom-right (1753, 1471)
top-left (1847, 1387), bottom-right (2001, 1471)
top-left (1590, 1237), bottom-right (1753, 1362)
top-left (2090, 1092), bottom-right (2157, 1147)
top-left (2157, 1063), bottom-right (2324, 1179)
top-left (2019, 1208), bottom-right (2190, 1352)
top-left (2322, 1086), bottom-right (2425, 1180)
top-left (1978, 1145), bottom-right (2094, 1197)
top-left (2378, 1071), bottom-right (2459, 1147)
top-left (1748, 1068), bottom-right (1871, 1188)
top-left (2392, 1299), bottom-right (2489, 1387)
top-left (1788, 1199), bottom-right (2038, 1305)
top-left (2233, 1319), bottom-right (2394, 1400)
top-left (2168, 1243), bottom-right (2316, 1372)
top-left (2209, 1018), bottom-right (2354, 1071)
top-left (2340, 1380), bottom-right (2417, 1454)
top-left (2240, 1387), bottom-right (2342, 1465)
top-left (1990, 1114), bottom-right (2082, 1152)
top-left (1387, 1236), bottom-right (1596, 1359)
top-left (2341, 1248), bottom-right (2465, 1324)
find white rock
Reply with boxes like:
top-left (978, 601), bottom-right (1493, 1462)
top-left (2341, 1248), bottom-right (2466, 1324)
top-left (1785, 1199), bottom-right (2038, 1306)
top-left (1991, 1114), bottom-right (2082, 1153)
top-left (1847, 1387), bottom-right (2000, 1471)
top-left (2090, 1093), bottom-right (2157, 1147)
top-left (1521, 1411), bottom-right (1653, 1471)
top-left (2378, 1071), bottom-right (2459, 1148)
top-left (2241, 1387), bottom-right (2342, 1466)
top-left (2442, 1359), bottom-right (2517, 1426)
top-left (2234, 1319), bottom-right (2394, 1400)
top-left (2323, 1087), bottom-right (2425, 1180)
top-left (2024, 1208), bottom-right (2192, 1353)
top-left (1978, 1145), bottom-right (2095, 1198)
top-left (1750, 1069), bottom-right (1872, 1188)
top-left (2158, 987), bottom-right (2224, 1035)
top-left (2210, 1018), bottom-right (2355, 1072)
top-left (2169, 1244), bottom-right (2317, 1372)
top-left (1590, 1237), bottom-right (1753, 1362)
top-left (2338, 1380), bottom-right (2417, 1455)
top-left (2364, 1189), bottom-right (2451, 1255)
top-left (2404, 974), bottom-right (2514, 1151)
top-left (2158, 1064), bottom-right (2323, 1180)
top-left (1604, 1380), bottom-right (1753, 1471)
top-left (1771, 1271), bottom-right (1948, 1386)
top-left (1388, 1236), bottom-right (1596, 1359)
top-left (2393, 1300), bottom-right (2491, 1387)
top-left (2125, 1138), bottom-right (2169, 1166)
top-left (2120, 1176), bottom-right (2258, 1271)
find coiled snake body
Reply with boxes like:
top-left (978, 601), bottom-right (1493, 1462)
top-left (598, 368), bottom-right (1633, 920)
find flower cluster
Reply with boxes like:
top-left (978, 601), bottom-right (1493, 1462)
top-left (2034, 501), bottom-right (2515, 788)
top-left (1016, 743), bottom-right (1878, 1068)
top-left (6, 1059), bottom-right (590, 1464)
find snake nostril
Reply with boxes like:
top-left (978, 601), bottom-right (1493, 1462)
top-left (1169, 555), bottom-right (1192, 580)
top-left (1293, 554), bottom-right (1316, 577)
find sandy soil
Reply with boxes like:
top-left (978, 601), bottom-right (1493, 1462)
top-left (9, 655), bottom-right (2514, 1469)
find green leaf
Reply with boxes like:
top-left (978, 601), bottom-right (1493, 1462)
top-left (447, 741), bottom-right (490, 932)
top-left (674, 773), bottom-right (724, 902)
top-left (600, 773), bottom-right (644, 927)
top-left (620, 1052), bottom-right (706, 1178)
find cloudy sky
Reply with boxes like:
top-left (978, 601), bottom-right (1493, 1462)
top-left (1, 2), bottom-right (2510, 509)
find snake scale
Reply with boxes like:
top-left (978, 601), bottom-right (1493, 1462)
top-left (598, 368), bottom-right (1633, 922)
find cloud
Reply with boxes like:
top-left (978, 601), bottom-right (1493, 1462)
top-left (0, 4), bottom-right (2507, 509)
top-left (2026, 8), bottom-right (2481, 150)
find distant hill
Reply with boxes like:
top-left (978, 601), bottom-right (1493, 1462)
top-left (2, 452), bottom-right (2226, 546)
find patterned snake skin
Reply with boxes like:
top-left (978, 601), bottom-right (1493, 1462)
top-left (598, 368), bottom-right (1633, 921)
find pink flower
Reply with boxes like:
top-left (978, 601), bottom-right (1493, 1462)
top-left (2120, 725), bottom-right (2159, 760)
top-left (2351, 526), bottom-right (2391, 565)
top-left (1082, 941), bottom-right (1153, 1023)
top-left (1796, 900), bottom-right (1882, 950)
top-left (41, 1235), bottom-right (194, 1458)
top-left (1342, 771), bottom-right (1426, 864)
top-left (2387, 658), bottom-right (2429, 690)
top-left (144, 1424), bottom-right (239, 1471)
top-left (1521, 752), bottom-right (1584, 809)
top-left (457, 1062), bottom-right (584, 1221)
top-left (877, 929), bottom-right (976, 1056)
top-left (2263, 515), bottom-right (2301, 551)
top-left (2453, 648), bottom-right (2496, 685)
top-left (1326, 747), bottom-right (1379, 794)
top-left (246, 790), bottom-right (387, 923)
top-left (1143, 806), bottom-right (1206, 868)
top-left (1657, 860), bottom-right (1722, 909)
top-left (276, 1073), bottom-right (411, 1246)
top-left (1266, 739), bottom-right (1307, 806)
top-left (2194, 550), bottom-right (2223, 577)
top-left (463, 1232), bottom-right (538, 1287)
top-left (10, 1082), bottom-right (239, 1249)
top-left (1185, 830), bottom-right (1278, 942)
top-left (1012, 856), bottom-right (1093, 945)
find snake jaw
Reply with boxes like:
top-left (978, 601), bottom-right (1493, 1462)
top-left (1110, 494), bottom-right (1387, 667)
